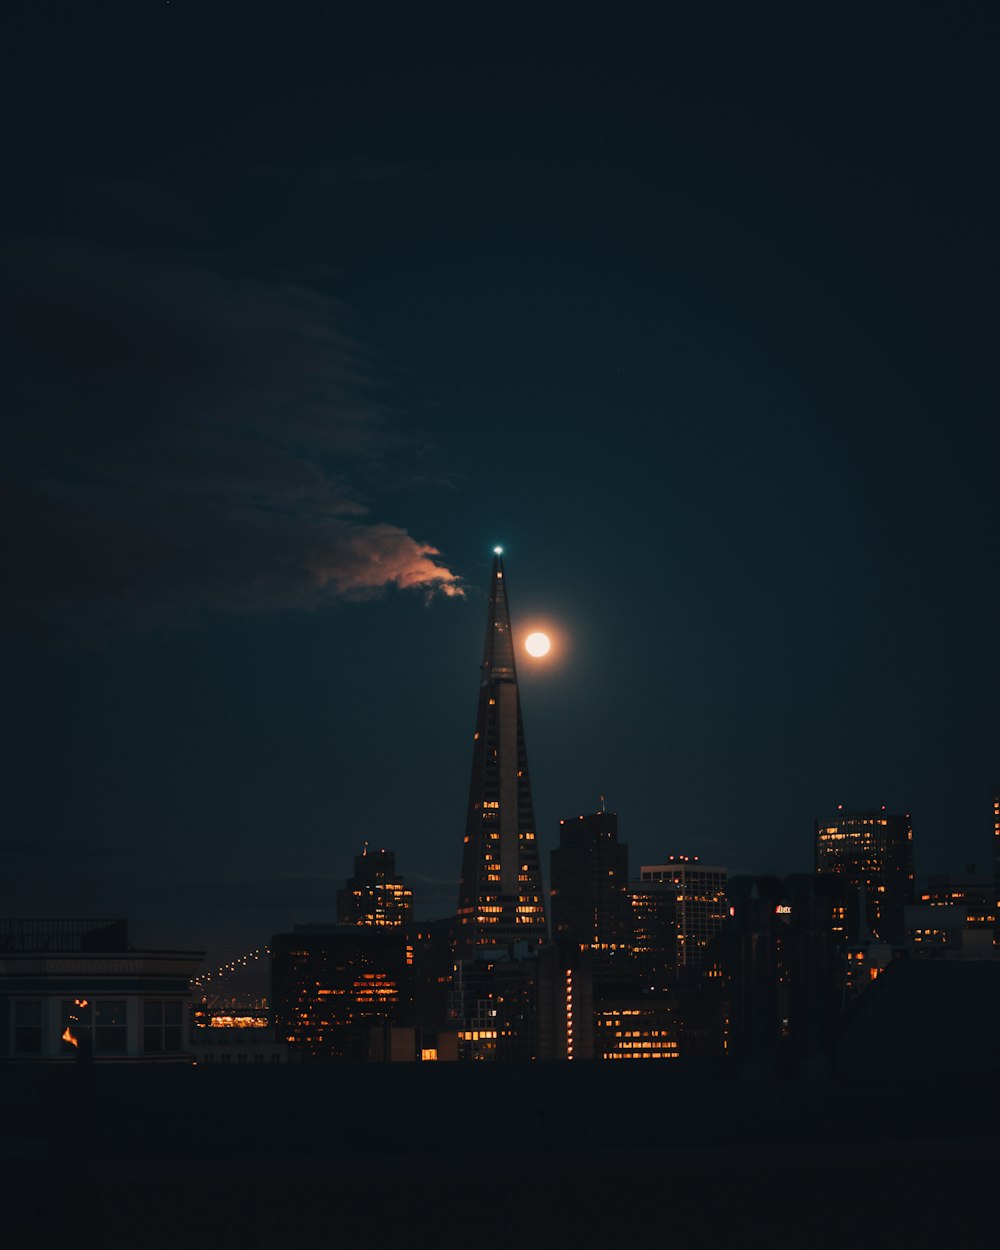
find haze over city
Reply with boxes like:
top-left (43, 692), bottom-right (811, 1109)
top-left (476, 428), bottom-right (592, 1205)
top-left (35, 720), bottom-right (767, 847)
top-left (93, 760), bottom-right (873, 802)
top-left (2, 5), bottom-right (998, 967)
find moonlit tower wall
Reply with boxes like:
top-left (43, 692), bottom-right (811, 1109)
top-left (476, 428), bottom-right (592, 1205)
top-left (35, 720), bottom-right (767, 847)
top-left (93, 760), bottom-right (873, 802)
top-left (456, 552), bottom-right (547, 951)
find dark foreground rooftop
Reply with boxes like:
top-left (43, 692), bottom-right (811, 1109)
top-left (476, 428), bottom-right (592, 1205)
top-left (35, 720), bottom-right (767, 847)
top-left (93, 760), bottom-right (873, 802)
top-left (3, 959), bottom-right (998, 1248)
top-left (2, 1058), bottom-right (997, 1250)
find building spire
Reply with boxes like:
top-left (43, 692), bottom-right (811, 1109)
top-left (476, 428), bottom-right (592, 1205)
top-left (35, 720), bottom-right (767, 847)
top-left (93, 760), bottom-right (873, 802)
top-left (481, 548), bottom-right (516, 683)
top-left (457, 549), bottom-right (547, 951)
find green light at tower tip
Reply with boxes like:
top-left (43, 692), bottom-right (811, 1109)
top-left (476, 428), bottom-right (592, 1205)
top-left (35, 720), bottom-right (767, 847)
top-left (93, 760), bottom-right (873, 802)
top-left (493, 545), bottom-right (503, 555)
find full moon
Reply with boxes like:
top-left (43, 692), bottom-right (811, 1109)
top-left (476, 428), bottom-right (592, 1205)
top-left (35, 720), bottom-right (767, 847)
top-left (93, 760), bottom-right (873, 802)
top-left (525, 632), bottom-right (551, 658)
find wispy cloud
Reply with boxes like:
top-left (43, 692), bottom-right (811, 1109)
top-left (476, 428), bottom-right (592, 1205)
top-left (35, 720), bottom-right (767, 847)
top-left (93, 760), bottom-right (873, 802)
top-left (0, 210), bottom-right (462, 636)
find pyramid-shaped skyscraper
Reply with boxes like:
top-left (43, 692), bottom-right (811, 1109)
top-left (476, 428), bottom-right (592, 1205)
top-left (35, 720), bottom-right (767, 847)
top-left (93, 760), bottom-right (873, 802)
top-left (456, 550), bottom-right (547, 950)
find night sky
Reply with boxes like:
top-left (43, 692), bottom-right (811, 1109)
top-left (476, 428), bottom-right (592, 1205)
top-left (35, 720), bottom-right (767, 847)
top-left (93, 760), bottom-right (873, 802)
top-left (3, 4), bottom-right (998, 962)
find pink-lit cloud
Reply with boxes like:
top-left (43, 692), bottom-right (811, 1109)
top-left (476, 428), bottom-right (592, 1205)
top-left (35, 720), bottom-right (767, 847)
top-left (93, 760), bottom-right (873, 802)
top-left (0, 223), bottom-right (463, 634)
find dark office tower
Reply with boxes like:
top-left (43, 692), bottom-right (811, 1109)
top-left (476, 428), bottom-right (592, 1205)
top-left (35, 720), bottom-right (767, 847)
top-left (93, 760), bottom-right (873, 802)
top-left (815, 809), bottom-right (915, 944)
top-left (550, 811), bottom-right (629, 952)
top-left (337, 847), bottom-right (413, 928)
top-left (456, 550), bottom-right (546, 950)
top-left (639, 858), bottom-right (728, 972)
top-left (271, 926), bottom-right (411, 1060)
top-left (628, 882), bottom-right (678, 990)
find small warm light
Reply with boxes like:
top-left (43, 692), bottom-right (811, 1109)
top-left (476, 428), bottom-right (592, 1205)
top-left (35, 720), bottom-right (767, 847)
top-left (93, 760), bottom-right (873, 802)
top-left (525, 632), bottom-right (551, 657)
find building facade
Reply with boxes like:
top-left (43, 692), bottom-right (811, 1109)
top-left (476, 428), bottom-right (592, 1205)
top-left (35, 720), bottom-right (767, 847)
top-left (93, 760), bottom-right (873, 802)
top-left (628, 882), bottom-right (678, 990)
top-left (271, 925), bottom-right (411, 1060)
top-left (814, 809), bottom-right (915, 944)
top-left (550, 810), bottom-right (629, 955)
top-left (456, 550), bottom-right (546, 950)
top-left (638, 858), bottom-right (728, 972)
top-left (0, 919), bottom-right (202, 1063)
top-left (337, 847), bottom-right (414, 928)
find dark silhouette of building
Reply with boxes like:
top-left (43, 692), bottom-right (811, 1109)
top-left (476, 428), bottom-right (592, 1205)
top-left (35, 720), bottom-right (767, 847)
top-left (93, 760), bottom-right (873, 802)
top-left (726, 874), bottom-right (848, 1076)
top-left (270, 917), bottom-right (460, 1062)
top-left (993, 786), bottom-right (1000, 946)
top-left (906, 867), bottom-right (996, 958)
top-left (449, 945), bottom-right (538, 1060)
top-left (815, 808), bottom-right (915, 944)
top-left (271, 925), bottom-right (411, 1060)
top-left (336, 846), bottom-right (414, 927)
top-left (536, 944), bottom-right (596, 1060)
top-left (628, 881), bottom-right (678, 990)
top-left (456, 549), bottom-right (546, 950)
top-left (550, 810), bottom-right (629, 963)
top-left (638, 857), bottom-right (728, 973)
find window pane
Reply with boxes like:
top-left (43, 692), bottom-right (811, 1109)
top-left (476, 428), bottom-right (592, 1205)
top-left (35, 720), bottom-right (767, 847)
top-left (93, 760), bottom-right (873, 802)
top-left (143, 1026), bottom-right (164, 1053)
top-left (15, 1001), bottom-right (41, 1027)
top-left (144, 1001), bottom-right (163, 1026)
top-left (96, 1001), bottom-right (126, 1028)
top-left (61, 1000), bottom-right (93, 1028)
top-left (14, 1002), bottom-right (42, 1055)
top-left (14, 1028), bottom-right (42, 1054)
top-left (163, 1026), bottom-right (182, 1052)
top-left (96, 1027), bottom-right (128, 1055)
top-left (164, 1001), bottom-right (182, 1025)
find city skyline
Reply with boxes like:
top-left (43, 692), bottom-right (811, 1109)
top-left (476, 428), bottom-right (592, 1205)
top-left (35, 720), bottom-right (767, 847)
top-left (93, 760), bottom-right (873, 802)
top-left (2, 7), bottom-right (999, 964)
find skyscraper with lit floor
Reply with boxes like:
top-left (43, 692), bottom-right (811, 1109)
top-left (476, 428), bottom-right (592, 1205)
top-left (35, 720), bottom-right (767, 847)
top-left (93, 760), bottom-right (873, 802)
top-left (455, 547), bottom-right (542, 945)
top-left (814, 808), bottom-right (915, 944)
top-left (337, 846), bottom-right (413, 927)
top-left (456, 549), bottom-right (546, 951)
top-left (637, 857), bottom-right (728, 974)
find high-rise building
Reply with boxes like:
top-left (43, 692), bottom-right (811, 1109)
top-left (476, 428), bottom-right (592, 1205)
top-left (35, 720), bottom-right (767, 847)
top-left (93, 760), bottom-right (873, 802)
top-left (638, 857), bottom-right (728, 972)
top-left (814, 809), bottom-right (915, 944)
top-left (337, 847), bottom-right (413, 927)
top-left (627, 881), bottom-right (677, 989)
top-left (271, 925), bottom-right (411, 1060)
top-left (550, 810), bottom-right (629, 954)
top-left (456, 549), bottom-right (546, 950)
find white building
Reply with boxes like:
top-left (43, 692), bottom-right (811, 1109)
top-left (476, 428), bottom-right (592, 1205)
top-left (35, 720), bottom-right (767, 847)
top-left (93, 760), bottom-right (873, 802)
top-left (0, 919), bottom-right (203, 1063)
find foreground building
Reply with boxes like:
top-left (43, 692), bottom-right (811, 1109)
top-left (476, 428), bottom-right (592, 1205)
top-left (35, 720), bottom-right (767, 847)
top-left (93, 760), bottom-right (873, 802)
top-left (0, 919), bottom-right (203, 1063)
top-left (456, 549), bottom-right (546, 951)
